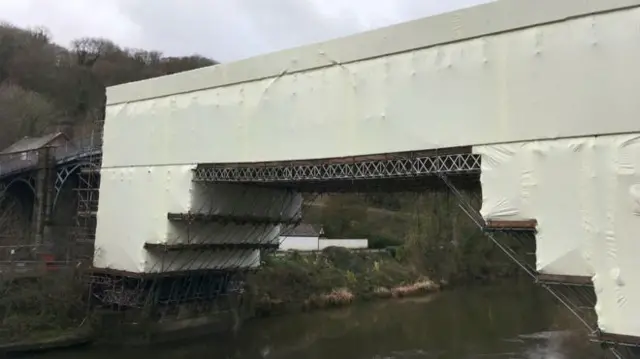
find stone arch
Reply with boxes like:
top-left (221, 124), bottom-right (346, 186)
top-left (0, 177), bottom-right (36, 259)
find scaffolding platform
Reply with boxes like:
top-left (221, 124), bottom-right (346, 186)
top-left (535, 273), bottom-right (593, 286)
top-left (483, 219), bottom-right (538, 233)
top-left (167, 212), bottom-right (300, 226)
top-left (144, 242), bottom-right (278, 252)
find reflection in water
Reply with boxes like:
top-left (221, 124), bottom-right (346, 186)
top-left (28, 281), bottom-right (602, 359)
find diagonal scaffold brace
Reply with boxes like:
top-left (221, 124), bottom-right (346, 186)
top-left (434, 172), bottom-right (627, 355)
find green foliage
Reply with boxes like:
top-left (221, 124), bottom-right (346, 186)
top-left (246, 248), bottom-right (421, 307)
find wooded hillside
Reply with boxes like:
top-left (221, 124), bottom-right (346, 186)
top-left (0, 23), bottom-right (216, 149)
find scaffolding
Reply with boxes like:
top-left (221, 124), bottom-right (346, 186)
top-left (73, 123), bottom-right (103, 263)
top-left (87, 187), bottom-right (316, 317)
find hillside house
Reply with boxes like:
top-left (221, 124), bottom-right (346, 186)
top-left (0, 132), bottom-right (73, 177)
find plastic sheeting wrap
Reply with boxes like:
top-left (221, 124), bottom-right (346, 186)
top-left (474, 140), bottom-right (594, 277)
top-left (474, 134), bottom-right (640, 337)
top-left (94, 165), bottom-right (302, 273)
top-left (94, 165), bottom-right (194, 272)
top-left (101, 4), bottom-right (640, 167)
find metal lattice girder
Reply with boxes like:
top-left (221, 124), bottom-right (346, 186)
top-left (167, 212), bottom-right (301, 225)
top-left (194, 153), bottom-right (481, 183)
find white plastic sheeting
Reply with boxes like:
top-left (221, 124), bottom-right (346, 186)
top-left (94, 165), bottom-right (193, 272)
top-left (103, 2), bottom-right (640, 167)
top-left (474, 140), bottom-right (593, 277)
top-left (474, 134), bottom-right (640, 337)
top-left (93, 165), bottom-right (302, 273)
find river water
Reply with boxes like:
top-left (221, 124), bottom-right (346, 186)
top-left (30, 281), bottom-right (603, 359)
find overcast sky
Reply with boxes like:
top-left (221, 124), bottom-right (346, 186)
top-left (0, 0), bottom-right (489, 62)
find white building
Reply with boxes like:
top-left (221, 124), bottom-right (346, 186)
top-left (278, 224), bottom-right (368, 252)
top-left (278, 224), bottom-right (323, 251)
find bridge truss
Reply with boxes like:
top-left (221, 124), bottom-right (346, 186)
top-left (74, 154), bottom-right (101, 262)
top-left (194, 149), bottom-right (481, 192)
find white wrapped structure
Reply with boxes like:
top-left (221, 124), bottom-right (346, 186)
top-left (475, 135), bottom-right (640, 338)
top-left (104, 0), bottom-right (640, 166)
top-left (94, 166), bottom-right (302, 272)
top-left (95, 0), bottom-right (640, 342)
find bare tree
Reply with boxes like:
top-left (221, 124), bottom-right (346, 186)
top-left (71, 37), bottom-right (118, 68)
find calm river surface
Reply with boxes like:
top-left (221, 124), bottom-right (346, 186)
top-left (29, 281), bottom-right (603, 359)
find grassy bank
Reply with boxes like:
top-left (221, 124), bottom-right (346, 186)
top-left (244, 247), bottom-right (440, 317)
top-left (0, 269), bottom-right (92, 346)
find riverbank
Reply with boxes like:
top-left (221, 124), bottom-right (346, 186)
top-left (0, 248), bottom-right (439, 352)
top-left (244, 247), bottom-right (440, 317)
